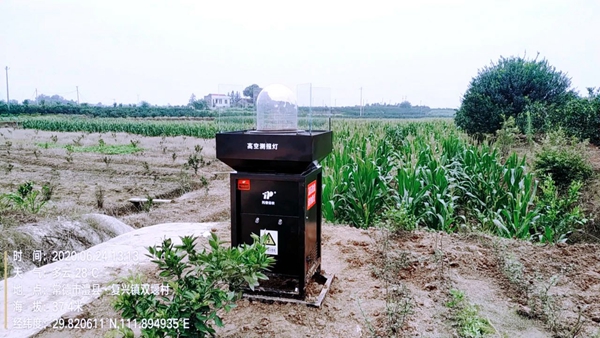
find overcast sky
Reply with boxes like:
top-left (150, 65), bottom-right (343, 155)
top-left (1, 0), bottom-right (599, 108)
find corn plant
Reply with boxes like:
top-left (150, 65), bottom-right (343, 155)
top-left (1, 181), bottom-right (48, 214)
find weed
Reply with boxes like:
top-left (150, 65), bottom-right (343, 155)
top-left (200, 175), bottom-right (209, 194)
top-left (72, 134), bottom-right (84, 146)
top-left (446, 289), bottom-right (465, 308)
top-left (495, 115), bottom-right (520, 157)
top-left (65, 145), bottom-right (74, 163)
top-left (95, 185), bottom-right (105, 209)
top-left (370, 228), bottom-right (414, 336)
top-left (129, 139), bottom-right (140, 148)
top-left (177, 167), bottom-right (192, 194)
top-left (142, 161), bottom-right (150, 174)
top-left (528, 274), bottom-right (564, 333)
top-left (5, 163), bottom-right (14, 174)
top-left (385, 283), bottom-right (413, 336)
top-left (534, 128), bottom-right (593, 190)
top-left (103, 156), bottom-right (112, 167)
top-left (525, 110), bottom-right (534, 145)
top-left (172, 152), bottom-right (177, 162)
top-left (141, 195), bottom-right (153, 212)
top-left (33, 149), bottom-right (40, 159)
top-left (5, 140), bottom-right (12, 155)
top-left (194, 144), bottom-right (203, 153)
top-left (98, 138), bottom-right (106, 147)
top-left (381, 206), bottom-right (418, 232)
top-left (187, 153), bottom-right (206, 175)
top-left (162, 146), bottom-right (167, 154)
top-left (534, 176), bottom-right (587, 243)
top-left (41, 182), bottom-right (55, 202)
top-left (357, 298), bottom-right (377, 337)
top-left (446, 289), bottom-right (495, 338)
top-left (50, 134), bottom-right (58, 143)
top-left (492, 241), bottom-right (529, 294)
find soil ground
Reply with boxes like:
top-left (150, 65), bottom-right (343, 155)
top-left (1, 127), bottom-right (599, 337)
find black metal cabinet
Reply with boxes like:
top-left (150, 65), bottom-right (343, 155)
top-left (216, 130), bottom-right (332, 299)
top-left (230, 167), bottom-right (322, 298)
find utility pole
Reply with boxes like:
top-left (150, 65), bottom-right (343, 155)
top-left (359, 87), bottom-right (363, 117)
top-left (76, 86), bottom-right (80, 105)
top-left (309, 83), bottom-right (312, 132)
top-left (5, 66), bottom-right (9, 110)
top-left (35, 88), bottom-right (38, 104)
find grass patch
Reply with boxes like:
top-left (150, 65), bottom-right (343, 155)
top-left (446, 289), bottom-right (495, 338)
top-left (37, 143), bottom-right (143, 155)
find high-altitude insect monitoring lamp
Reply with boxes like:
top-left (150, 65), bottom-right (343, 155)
top-left (216, 84), bottom-right (333, 306)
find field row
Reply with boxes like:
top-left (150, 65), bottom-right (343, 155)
top-left (15, 116), bottom-right (583, 243)
top-left (19, 116), bottom-right (330, 138)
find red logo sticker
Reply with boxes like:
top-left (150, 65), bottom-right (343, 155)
top-left (237, 179), bottom-right (250, 191)
top-left (307, 180), bottom-right (317, 210)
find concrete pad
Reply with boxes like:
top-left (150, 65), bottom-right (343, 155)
top-left (0, 222), bottom-right (220, 338)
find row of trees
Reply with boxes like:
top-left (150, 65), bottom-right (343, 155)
top-left (1, 82), bottom-right (454, 119)
top-left (455, 55), bottom-right (600, 144)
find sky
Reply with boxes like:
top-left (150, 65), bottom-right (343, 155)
top-left (0, 0), bottom-right (599, 108)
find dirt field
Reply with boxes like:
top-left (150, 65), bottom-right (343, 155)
top-left (2, 127), bottom-right (600, 337)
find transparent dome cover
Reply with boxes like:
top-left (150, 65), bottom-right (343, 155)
top-left (256, 84), bottom-right (298, 131)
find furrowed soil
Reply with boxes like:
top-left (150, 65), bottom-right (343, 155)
top-left (1, 127), bottom-right (599, 337)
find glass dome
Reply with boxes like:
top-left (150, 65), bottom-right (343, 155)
top-left (256, 84), bottom-right (298, 131)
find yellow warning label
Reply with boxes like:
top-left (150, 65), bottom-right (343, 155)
top-left (264, 232), bottom-right (276, 246)
top-left (260, 229), bottom-right (278, 255)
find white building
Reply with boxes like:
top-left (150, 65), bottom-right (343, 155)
top-left (204, 94), bottom-right (231, 109)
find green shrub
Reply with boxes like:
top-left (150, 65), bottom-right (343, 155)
top-left (533, 176), bottom-right (587, 243)
top-left (455, 55), bottom-right (573, 135)
top-left (533, 129), bottom-right (593, 189)
top-left (113, 233), bottom-right (274, 338)
top-left (554, 93), bottom-right (600, 145)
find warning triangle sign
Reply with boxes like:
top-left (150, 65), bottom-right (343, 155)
top-left (264, 232), bottom-right (276, 246)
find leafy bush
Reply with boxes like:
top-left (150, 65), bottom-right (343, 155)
top-left (455, 55), bottom-right (573, 135)
top-left (113, 233), bottom-right (274, 338)
top-left (552, 91), bottom-right (600, 145)
top-left (533, 129), bottom-right (593, 189)
top-left (533, 177), bottom-right (587, 243)
top-left (1, 181), bottom-right (49, 214)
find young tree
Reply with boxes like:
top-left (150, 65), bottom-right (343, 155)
top-left (243, 84), bottom-right (262, 100)
top-left (455, 55), bottom-right (573, 135)
top-left (189, 93), bottom-right (197, 106)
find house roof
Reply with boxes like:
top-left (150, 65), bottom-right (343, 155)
top-left (207, 93), bottom-right (229, 97)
